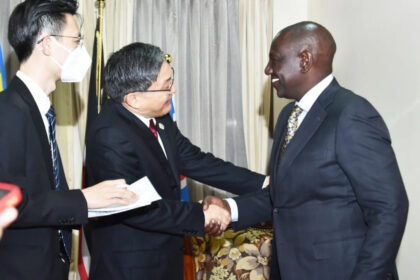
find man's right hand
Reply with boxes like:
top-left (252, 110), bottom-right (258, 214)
top-left (202, 196), bottom-right (231, 235)
top-left (81, 179), bottom-right (138, 209)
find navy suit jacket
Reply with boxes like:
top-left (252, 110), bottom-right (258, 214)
top-left (233, 79), bottom-right (408, 280)
top-left (0, 77), bottom-right (88, 280)
top-left (85, 99), bottom-right (265, 280)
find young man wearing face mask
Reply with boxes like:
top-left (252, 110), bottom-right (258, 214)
top-left (0, 1), bottom-right (137, 279)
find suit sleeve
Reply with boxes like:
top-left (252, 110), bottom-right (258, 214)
top-left (229, 106), bottom-right (289, 230)
top-left (231, 187), bottom-right (273, 230)
top-left (0, 103), bottom-right (87, 228)
top-left (173, 121), bottom-right (265, 195)
top-left (86, 126), bottom-right (205, 236)
top-left (336, 98), bottom-right (408, 279)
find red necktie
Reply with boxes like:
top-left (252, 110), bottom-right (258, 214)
top-left (149, 119), bottom-right (158, 139)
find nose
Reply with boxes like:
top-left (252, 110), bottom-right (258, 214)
top-left (264, 62), bottom-right (272, 76)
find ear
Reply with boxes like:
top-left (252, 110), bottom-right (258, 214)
top-left (39, 36), bottom-right (52, 56)
top-left (299, 50), bottom-right (312, 73)
top-left (123, 93), bottom-right (138, 108)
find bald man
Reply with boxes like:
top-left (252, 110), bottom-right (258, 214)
top-left (205, 21), bottom-right (408, 280)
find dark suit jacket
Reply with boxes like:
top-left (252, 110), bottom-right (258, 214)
top-left (0, 77), bottom-right (88, 280)
top-left (233, 79), bottom-right (408, 280)
top-left (85, 99), bottom-right (265, 280)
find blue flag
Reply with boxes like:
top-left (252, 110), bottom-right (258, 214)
top-left (0, 45), bottom-right (7, 91)
top-left (169, 99), bottom-right (189, 202)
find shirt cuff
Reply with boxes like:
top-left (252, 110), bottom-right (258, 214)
top-left (225, 198), bottom-right (238, 222)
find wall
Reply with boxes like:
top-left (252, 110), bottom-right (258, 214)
top-left (273, 0), bottom-right (420, 278)
top-left (0, 0), bottom-right (21, 80)
top-left (272, 0), bottom-right (308, 118)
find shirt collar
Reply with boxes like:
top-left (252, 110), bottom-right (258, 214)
top-left (132, 111), bottom-right (156, 128)
top-left (16, 71), bottom-right (51, 116)
top-left (296, 74), bottom-right (334, 112)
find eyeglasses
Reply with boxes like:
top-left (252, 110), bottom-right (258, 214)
top-left (141, 67), bottom-right (175, 93)
top-left (36, 34), bottom-right (84, 45)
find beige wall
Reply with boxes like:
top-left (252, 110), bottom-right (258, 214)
top-left (272, 0), bottom-right (420, 278)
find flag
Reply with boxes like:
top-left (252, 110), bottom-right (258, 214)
top-left (86, 19), bottom-right (104, 133)
top-left (169, 98), bottom-right (176, 121)
top-left (169, 98), bottom-right (195, 279)
top-left (77, 16), bottom-right (104, 280)
top-left (180, 174), bottom-right (189, 202)
top-left (169, 99), bottom-right (190, 202)
top-left (0, 44), bottom-right (7, 91)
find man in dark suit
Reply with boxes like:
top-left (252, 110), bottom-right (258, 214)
top-left (85, 42), bottom-right (267, 280)
top-left (206, 21), bottom-right (409, 280)
top-left (0, 1), bottom-right (136, 279)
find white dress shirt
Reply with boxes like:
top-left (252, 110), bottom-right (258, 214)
top-left (16, 71), bottom-right (56, 164)
top-left (226, 74), bottom-right (334, 222)
top-left (295, 74), bottom-right (334, 128)
top-left (16, 71), bottom-right (52, 139)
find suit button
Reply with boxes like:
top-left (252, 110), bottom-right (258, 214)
top-left (58, 252), bottom-right (67, 263)
top-left (273, 208), bottom-right (279, 214)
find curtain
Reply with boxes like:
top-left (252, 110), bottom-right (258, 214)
top-left (239, 0), bottom-right (273, 174)
top-left (192, 3), bottom-right (274, 279)
top-left (0, 0), bottom-right (22, 82)
top-left (134, 0), bottom-right (248, 201)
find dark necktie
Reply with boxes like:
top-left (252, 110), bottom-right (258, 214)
top-left (46, 106), bottom-right (71, 262)
top-left (149, 119), bottom-right (158, 139)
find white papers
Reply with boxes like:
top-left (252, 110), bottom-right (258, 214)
top-left (88, 176), bottom-right (162, 218)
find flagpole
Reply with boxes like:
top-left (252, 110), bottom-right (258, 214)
top-left (95, 0), bottom-right (105, 113)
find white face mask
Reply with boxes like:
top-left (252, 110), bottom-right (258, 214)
top-left (50, 39), bottom-right (92, 83)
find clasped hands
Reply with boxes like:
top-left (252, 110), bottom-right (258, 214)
top-left (202, 196), bottom-right (231, 236)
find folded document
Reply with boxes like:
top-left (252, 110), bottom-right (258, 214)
top-left (88, 176), bottom-right (162, 218)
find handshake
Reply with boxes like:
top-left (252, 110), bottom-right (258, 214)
top-left (202, 196), bottom-right (231, 236)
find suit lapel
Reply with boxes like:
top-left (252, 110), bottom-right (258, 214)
top-left (275, 80), bottom-right (338, 183)
top-left (155, 118), bottom-right (179, 184)
top-left (11, 77), bottom-right (55, 189)
top-left (276, 102), bottom-right (327, 182)
top-left (117, 104), bottom-right (168, 163)
top-left (113, 102), bottom-right (177, 185)
top-left (272, 104), bottom-right (294, 168)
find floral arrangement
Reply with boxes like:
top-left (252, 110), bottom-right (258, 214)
top-left (191, 226), bottom-right (273, 280)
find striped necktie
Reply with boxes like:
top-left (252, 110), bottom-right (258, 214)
top-left (46, 106), bottom-right (71, 262)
